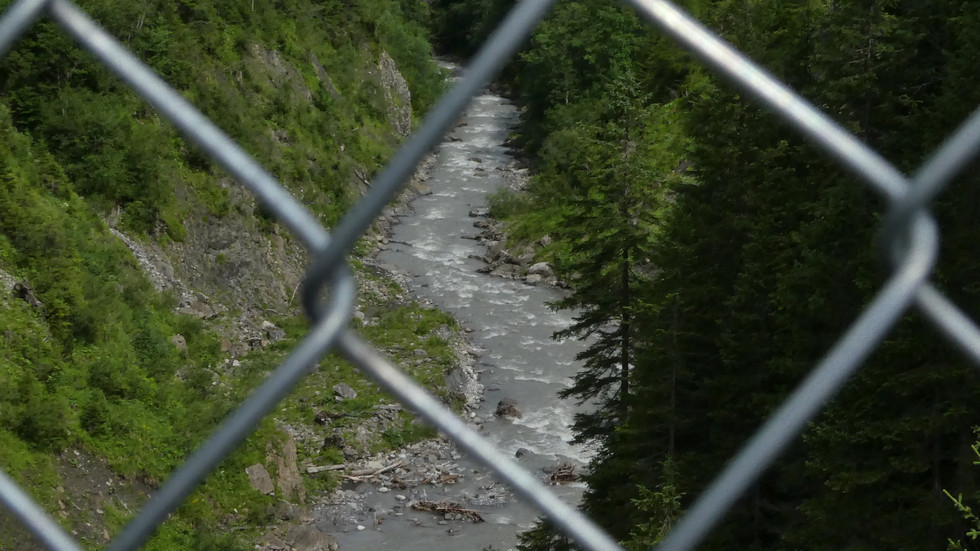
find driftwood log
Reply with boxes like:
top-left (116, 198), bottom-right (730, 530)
top-left (305, 464), bottom-right (346, 474)
top-left (410, 500), bottom-right (484, 522)
top-left (304, 460), bottom-right (404, 480)
top-left (342, 460), bottom-right (404, 481)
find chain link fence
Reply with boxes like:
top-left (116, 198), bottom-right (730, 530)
top-left (2, 1), bottom-right (980, 550)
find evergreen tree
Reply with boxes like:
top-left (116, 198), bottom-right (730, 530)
top-left (549, 63), bottom-right (660, 441)
top-left (446, 0), bottom-right (980, 549)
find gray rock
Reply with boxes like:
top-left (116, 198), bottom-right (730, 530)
top-left (272, 434), bottom-right (306, 504)
top-left (0, 268), bottom-right (16, 295)
top-left (490, 263), bottom-right (522, 280)
top-left (524, 274), bottom-right (543, 286)
top-left (378, 51), bottom-right (412, 137)
top-left (333, 382), bottom-right (358, 400)
top-left (495, 398), bottom-right (522, 418)
top-left (11, 281), bottom-right (44, 314)
top-left (343, 446), bottom-right (359, 460)
top-left (170, 334), bottom-right (187, 353)
top-left (246, 464), bottom-right (275, 495)
top-left (284, 524), bottom-right (339, 551)
top-left (313, 410), bottom-right (331, 426)
top-left (515, 245), bottom-right (536, 266)
top-left (257, 532), bottom-right (289, 551)
top-left (262, 321), bottom-right (287, 342)
top-left (269, 501), bottom-right (308, 521)
top-left (515, 447), bottom-right (531, 459)
top-left (527, 262), bottom-right (553, 277)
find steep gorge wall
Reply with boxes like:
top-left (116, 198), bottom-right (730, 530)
top-left (0, 2), bottom-right (453, 548)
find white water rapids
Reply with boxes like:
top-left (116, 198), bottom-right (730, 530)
top-left (329, 73), bottom-right (592, 551)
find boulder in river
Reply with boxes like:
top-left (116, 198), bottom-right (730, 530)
top-left (490, 263), bottom-right (522, 280)
top-left (527, 262), bottom-right (553, 277)
top-left (524, 274), bottom-right (543, 286)
top-left (495, 398), bottom-right (522, 418)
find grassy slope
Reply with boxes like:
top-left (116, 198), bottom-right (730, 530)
top-left (0, 0), bottom-right (456, 548)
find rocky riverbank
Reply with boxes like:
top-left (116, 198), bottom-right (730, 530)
top-left (284, 82), bottom-right (592, 551)
top-left (466, 160), bottom-right (562, 290)
top-left (251, 148), bottom-right (498, 549)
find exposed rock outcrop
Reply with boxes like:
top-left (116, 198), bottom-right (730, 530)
top-left (378, 51), bottom-right (412, 137)
top-left (310, 52), bottom-right (341, 99)
top-left (270, 434), bottom-right (306, 505)
top-left (11, 281), bottom-right (44, 314)
top-left (246, 464), bottom-right (276, 496)
top-left (0, 267), bottom-right (15, 294)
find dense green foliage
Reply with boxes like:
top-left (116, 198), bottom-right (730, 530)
top-left (0, 1), bottom-right (451, 548)
top-left (0, 0), bottom-right (444, 236)
top-left (452, 0), bottom-right (980, 549)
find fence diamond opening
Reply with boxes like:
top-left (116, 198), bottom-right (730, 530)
top-left (3, 1), bottom-right (980, 550)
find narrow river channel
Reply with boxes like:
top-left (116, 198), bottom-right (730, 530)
top-left (329, 76), bottom-right (592, 550)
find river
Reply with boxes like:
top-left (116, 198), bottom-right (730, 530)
top-left (330, 75), bottom-right (591, 551)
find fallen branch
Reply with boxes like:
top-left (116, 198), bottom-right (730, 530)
top-left (343, 460), bottom-right (404, 481)
top-left (375, 460), bottom-right (403, 475)
top-left (306, 464), bottom-right (346, 474)
top-left (411, 500), bottom-right (484, 523)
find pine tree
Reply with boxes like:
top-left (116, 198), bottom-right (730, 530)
top-left (548, 62), bottom-right (659, 442)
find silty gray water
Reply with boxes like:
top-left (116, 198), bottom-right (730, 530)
top-left (330, 84), bottom-right (592, 549)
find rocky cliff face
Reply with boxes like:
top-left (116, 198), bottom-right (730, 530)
top-left (106, 47), bottom-right (420, 354)
top-left (379, 50), bottom-right (413, 138)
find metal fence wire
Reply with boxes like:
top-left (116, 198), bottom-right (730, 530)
top-left (3, 0), bottom-right (980, 550)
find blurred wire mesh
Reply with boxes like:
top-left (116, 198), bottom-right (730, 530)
top-left (2, 1), bottom-right (980, 551)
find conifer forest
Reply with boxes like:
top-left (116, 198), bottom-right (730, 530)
top-left (433, 1), bottom-right (980, 549)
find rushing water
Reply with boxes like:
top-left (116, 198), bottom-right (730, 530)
top-left (332, 77), bottom-right (591, 551)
